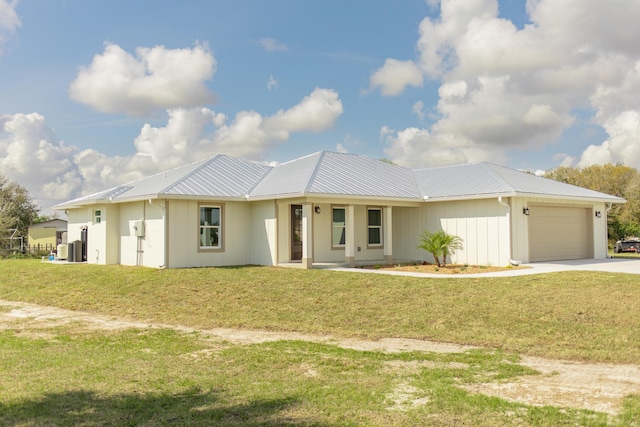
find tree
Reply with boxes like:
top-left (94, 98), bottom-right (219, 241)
top-left (418, 230), bottom-right (464, 267)
top-left (0, 173), bottom-right (39, 244)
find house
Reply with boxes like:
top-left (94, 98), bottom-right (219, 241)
top-left (54, 151), bottom-right (625, 269)
top-left (27, 219), bottom-right (67, 250)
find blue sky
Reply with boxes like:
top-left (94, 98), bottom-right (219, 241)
top-left (1, 0), bottom-right (640, 211)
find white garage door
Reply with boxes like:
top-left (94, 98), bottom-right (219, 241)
top-left (528, 205), bottom-right (593, 262)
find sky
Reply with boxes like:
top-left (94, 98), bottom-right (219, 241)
top-left (1, 0), bottom-right (640, 213)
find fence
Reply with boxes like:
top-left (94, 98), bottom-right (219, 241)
top-left (1, 243), bottom-right (57, 257)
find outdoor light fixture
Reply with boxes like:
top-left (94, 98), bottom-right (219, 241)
top-left (314, 206), bottom-right (321, 214)
top-left (595, 210), bottom-right (601, 218)
top-left (523, 207), bottom-right (530, 215)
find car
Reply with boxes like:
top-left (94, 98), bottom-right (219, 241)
top-left (614, 237), bottom-right (640, 253)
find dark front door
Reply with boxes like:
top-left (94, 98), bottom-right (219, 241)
top-left (291, 205), bottom-right (303, 261)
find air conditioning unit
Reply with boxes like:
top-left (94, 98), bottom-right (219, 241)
top-left (134, 221), bottom-right (145, 237)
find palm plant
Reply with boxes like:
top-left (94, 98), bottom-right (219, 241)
top-left (418, 230), bottom-right (463, 267)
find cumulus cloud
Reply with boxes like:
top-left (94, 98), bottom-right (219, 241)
top-left (374, 0), bottom-right (640, 168)
top-left (0, 88), bottom-right (343, 210)
top-left (0, 113), bottom-right (85, 209)
top-left (368, 58), bottom-right (423, 96)
top-left (0, 0), bottom-right (20, 55)
top-left (69, 42), bottom-right (216, 116)
top-left (258, 37), bottom-right (287, 52)
top-left (412, 101), bottom-right (425, 121)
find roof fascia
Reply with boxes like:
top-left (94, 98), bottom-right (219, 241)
top-left (422, 192), bottom-right (517, 202)
top-left (512, 192), bottom-right (626, 204)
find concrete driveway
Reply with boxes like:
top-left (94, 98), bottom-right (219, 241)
top-left (523, 257), bottom-right (640, 276)
top-left (329, 257), bottom-right (640, 278)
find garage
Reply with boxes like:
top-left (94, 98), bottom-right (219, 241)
top-left (528, 205), bottom-right (593, 262)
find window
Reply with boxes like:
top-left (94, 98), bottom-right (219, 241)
top-left (332, 207), bottom-right (346, 247)
top-left (94, 209), bottom-right (102, 224)
top-left (367, 208), bottom-right (382, 246)
top-left (199, 205), bottom-right (222, 249)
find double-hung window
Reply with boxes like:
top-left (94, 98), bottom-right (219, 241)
top-left (367, 208), bottom-right (382, 246)
top-left (94, 209), bottom-right (102, 224)
top-left (199, 205), bottom-right (222, 250)
top-left (332, 207), bottom-right (346, 248)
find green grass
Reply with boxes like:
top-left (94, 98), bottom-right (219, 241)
top-left (0, 324), bottom-right (627, 426)
top-left (1, 260), bottom-right (639, 425)
top-left (1, 260), bottom-right (639, 363)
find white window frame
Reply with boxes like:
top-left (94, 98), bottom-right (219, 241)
top-left (331, 206), bottom-right (346, 248)
top-left (93, 209), bottom-right (102, 224)
top-left (367, 207), bottom-right (383, 247)
top-left (199, 204), bottom-right (223, 251)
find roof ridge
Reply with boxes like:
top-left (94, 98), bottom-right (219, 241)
top-left (303, 151), bottom-right (326, 193)
top-left (243, 161), bottom-right (274, 196)
top-left (158, 154), bottom-right (223, 194)
top-left (481, 162), bottom-right (516, 192)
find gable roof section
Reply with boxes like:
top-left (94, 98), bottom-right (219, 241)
top-left (55, 151), bottom-right (625, 209)
top-left (250, 152), bottom-right (420, 200)
top-left (163, 154), bottom-right (271, 198)
top-left (56, 155), bottom-right (272, 208)
top-left (414, 163), bottom-right (624, 202)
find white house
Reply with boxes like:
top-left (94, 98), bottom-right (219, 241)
top-left (54, 151), bottom-right (625, 269)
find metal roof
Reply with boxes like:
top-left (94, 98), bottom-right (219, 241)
top-left (54, 152), bottom-right (625, 209)
top-left (413, 163), bottom-right (625, 202)
top-left (250, 151), bottom-right (420, 199)
top-left (249, 152), bottom-right (322, 198)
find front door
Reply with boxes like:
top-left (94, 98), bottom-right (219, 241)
top-left (291, 205), bottom-right (303, 261)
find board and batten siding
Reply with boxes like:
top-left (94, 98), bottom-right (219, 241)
top-left (166, 199), bottom-right (251, 268)
top-left (393, 198), bottom-right (511, 267)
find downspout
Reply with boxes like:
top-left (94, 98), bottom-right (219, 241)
top-left (148, 199), bottom-right (167, 268)
top-left (498, 197), bottom-right (521, 266)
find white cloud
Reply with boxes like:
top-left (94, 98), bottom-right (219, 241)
top-left (263, 87), bottom-right (343, 135)
top-left (0, 0), bottom-right (20, 55)
top-left (267, 74), bottom-right (278, 91)
top-left (368, 58), bottom-right (423, 96)
top-left (336, 143), bottom-right (348, 153)
top-left (0, 113), bottom-right (84, 209)
top-left (577, 111), bottom-right (640, 168)
top-left (258, 37), bottom-right (287, 52)
top-left (0, 88), bottom-right (343, 210)
top-left (69, 42), bottom-right (216, 116)
top-left (381, 125), bottom-right (503, 168)
top-left (412, 101), bottom-right (425, 121)
top-left (373, 0), bottom-right (640, 169)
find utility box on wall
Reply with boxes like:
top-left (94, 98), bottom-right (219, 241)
top-left (134, 221), bottom-right (145, 237)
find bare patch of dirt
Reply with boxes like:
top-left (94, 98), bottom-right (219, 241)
top-left (362, 263), bottom-right (527, 275)
top-left (1, 299), bottom-right (638, 415)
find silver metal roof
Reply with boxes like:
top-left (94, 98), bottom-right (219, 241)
top-left (54, 152), bottom-right (625, 209)
top-left (249, 152), bottom-right (321, 198)
top-left (413, 163), bottom-right (625, 202)
top-left (250, 152), bottom-right (420, 199)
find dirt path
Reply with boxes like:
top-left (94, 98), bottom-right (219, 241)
top-left (1, 299), bottom-right (639, 415)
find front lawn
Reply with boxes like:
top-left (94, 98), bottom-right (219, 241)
top-left (1, 260), bottom-right (639, 364)
top-left (1, 260), bottom-right (639, 426)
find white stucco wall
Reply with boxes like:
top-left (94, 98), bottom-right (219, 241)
top-left (65, 204), bottom-right (119, 264)
top-left (166, 199), bottom-right (251, 268)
